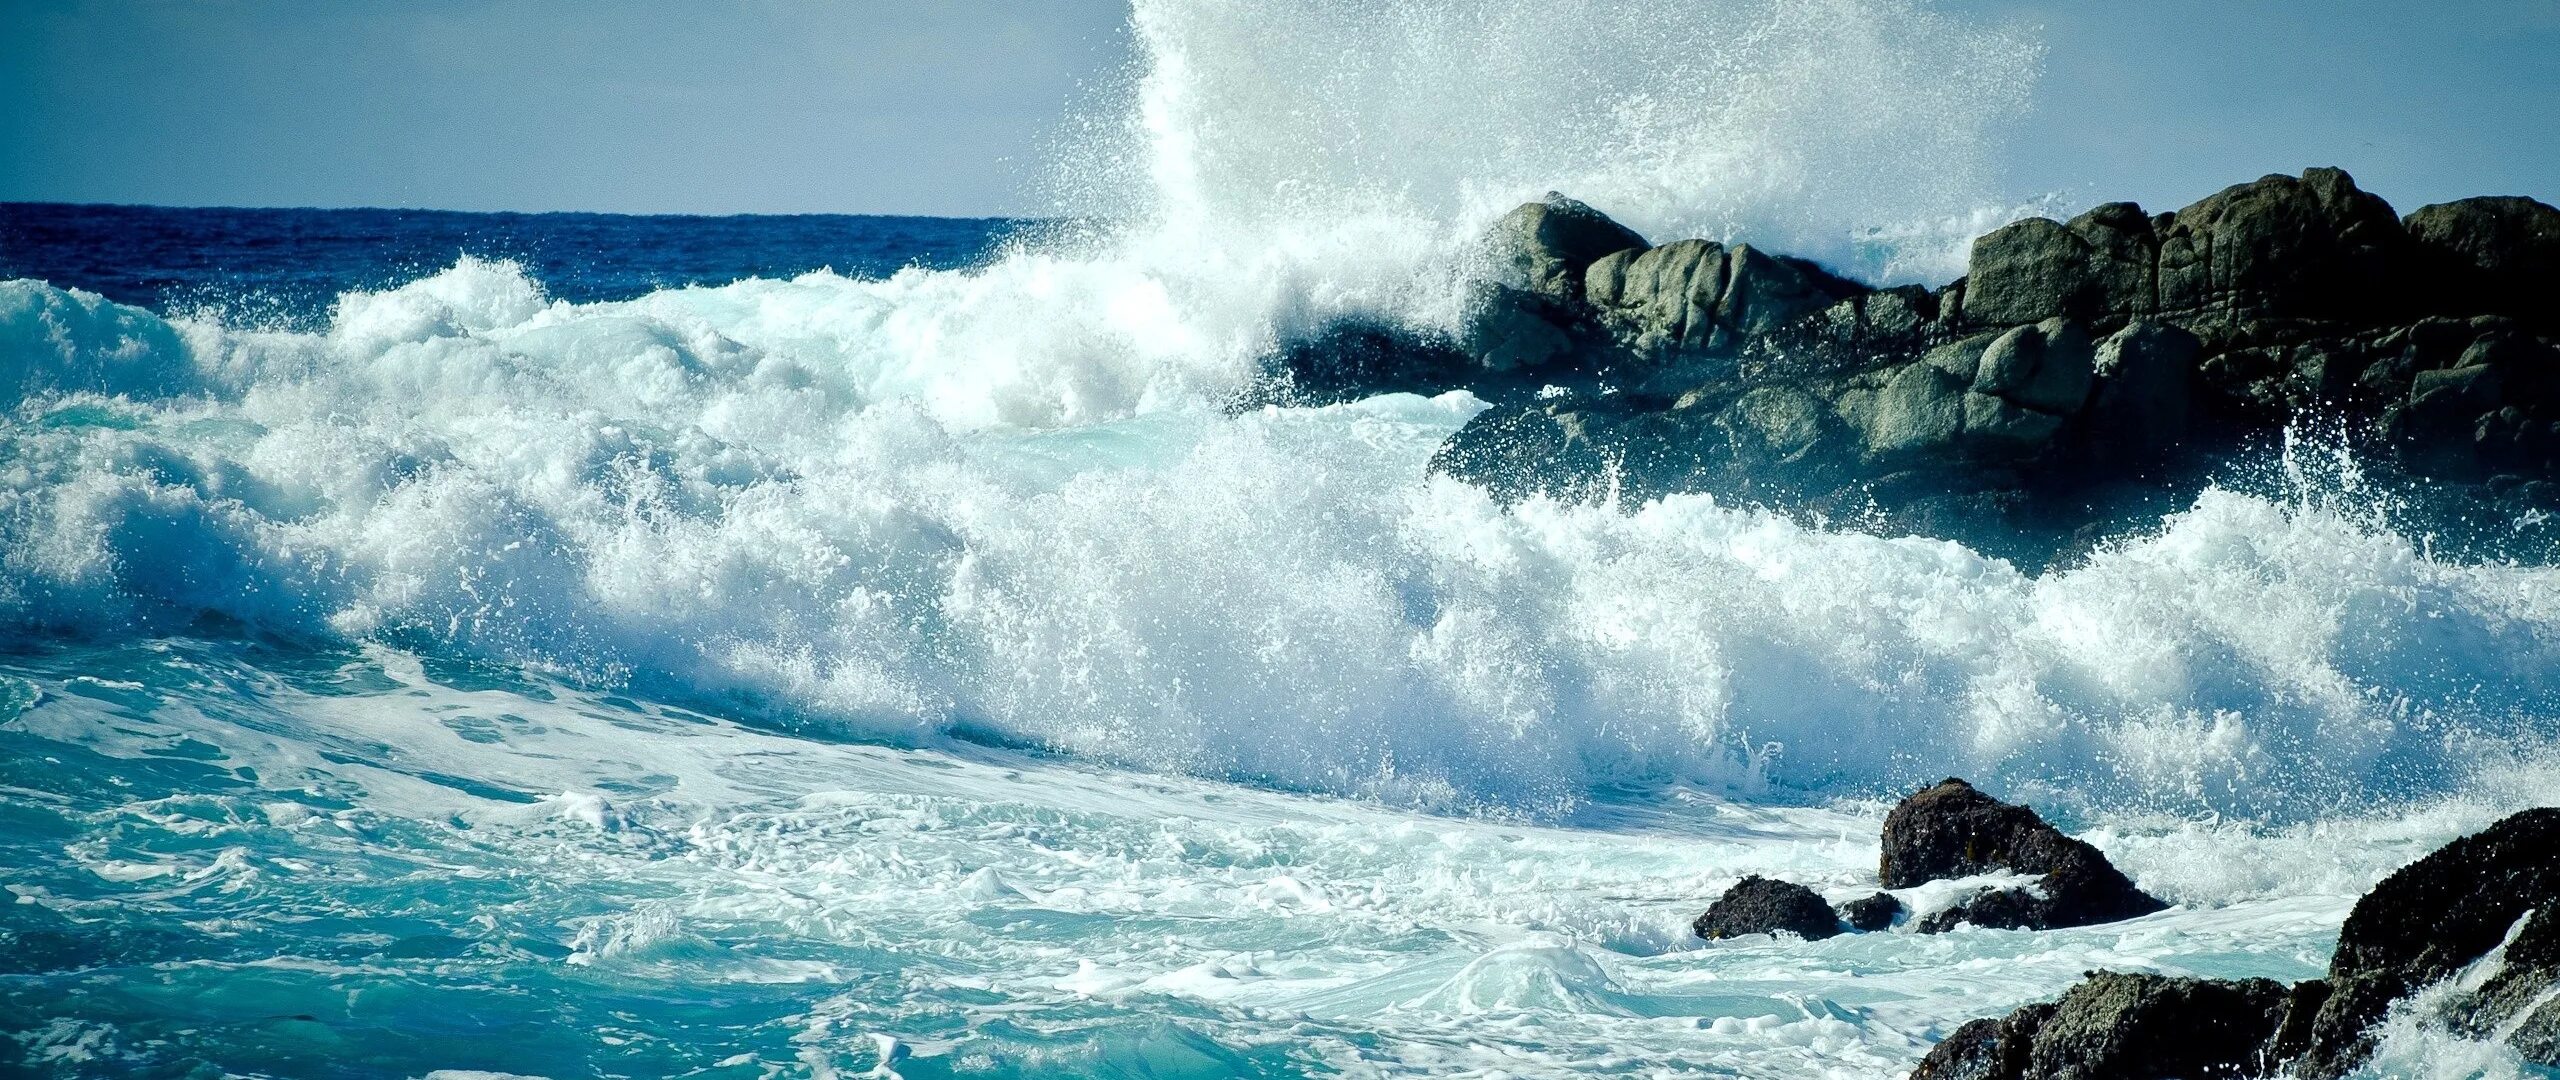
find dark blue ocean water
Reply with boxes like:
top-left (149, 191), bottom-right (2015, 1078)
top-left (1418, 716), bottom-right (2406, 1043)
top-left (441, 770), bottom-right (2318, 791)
top-left (0, 202), bottom-right (1021, 325)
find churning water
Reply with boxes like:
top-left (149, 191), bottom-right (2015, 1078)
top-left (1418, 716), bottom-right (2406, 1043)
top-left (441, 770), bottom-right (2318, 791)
top-left (3, 1), bottom-right (2555, 1076)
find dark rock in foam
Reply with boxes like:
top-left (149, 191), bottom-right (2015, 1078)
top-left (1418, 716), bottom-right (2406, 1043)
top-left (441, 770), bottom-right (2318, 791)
top-left (1693, 875), bottom-right (1843, 941)
top-left (1880, 778), bottom-right (2166, 933)
top-left (1905, 807), bottom-right (2560, 1080)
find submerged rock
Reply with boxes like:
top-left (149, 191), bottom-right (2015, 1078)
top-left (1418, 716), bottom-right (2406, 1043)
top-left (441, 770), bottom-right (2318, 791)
top-left (1841, 892), bottom-right (1903, 933)
top-left (1880, 779), bottom-right (2165, 932)
top-left (1694, 875), bottom-right (1843, 941)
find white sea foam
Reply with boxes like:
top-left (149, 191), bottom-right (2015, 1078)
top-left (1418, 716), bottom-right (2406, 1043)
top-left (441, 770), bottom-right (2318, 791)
top-left (3, 264), bottom-right (2558, 822)
top-left (2, 1), bottom-right (2554, 824)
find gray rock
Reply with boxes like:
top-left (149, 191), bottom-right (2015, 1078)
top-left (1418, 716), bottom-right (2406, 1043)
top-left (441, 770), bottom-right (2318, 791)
top-left (2154, 167), bottom-right (2408, 322)
top-left (1962, 202), bottom-right (2160, 326)
top-left (1460, 283), bottom-right (1584, 373)
top-left (1483, 193), bottom-right (1649, 304)
top-left (1844, 362), bottom-right (1969, 459)
top-left (2084, 320), bottom-right (2200, 456)
top-left (2404, 195), bottom-right (2560, 324)
top-left (1973, 318), bottom-right (2095, 415)
top-left (1587, 238), bottom-right (1864, 371)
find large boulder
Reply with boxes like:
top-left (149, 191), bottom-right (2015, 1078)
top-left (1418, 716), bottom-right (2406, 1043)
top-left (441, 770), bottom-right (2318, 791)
top-left (1586, 238), bottom-right (1866, 376)
top-left (1482, 194), bottom-right (1650, 305)
top-left (1908, 973), bottom-right (2300, 1080)
top-left (2296, 807), bottom-right (2560, 1077)
top-left (1963, 202), bottom-right (2162, 326)
top-left (2154, 167), bottom-right (2408, 323)
top-left (1880, 779), bottom-right (2166, 932)
top-left (2404, 195), bottom-right (2560, 325)
top-left (1694, 875), bottom-right (1842, 941)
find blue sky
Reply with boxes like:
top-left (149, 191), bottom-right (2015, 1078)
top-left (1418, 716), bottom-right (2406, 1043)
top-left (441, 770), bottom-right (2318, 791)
top-left (4, 0), bottom-right (2554, 218)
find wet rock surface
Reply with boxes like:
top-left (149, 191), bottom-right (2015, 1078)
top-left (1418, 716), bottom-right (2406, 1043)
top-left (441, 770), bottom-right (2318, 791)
top-left (1909, 973), bottom-right (2296, 1080)
top-left (1259, 167), bottom-right (2560, 565)
top-left (1841, 892), bottom-right (1903, 933)
top-left (1906, 808), bottom-right (2560, 1079)
top-left (1881, 778), bottom-right (2166, 933)
top-left (1693, 875), bottom-right (1843, 941)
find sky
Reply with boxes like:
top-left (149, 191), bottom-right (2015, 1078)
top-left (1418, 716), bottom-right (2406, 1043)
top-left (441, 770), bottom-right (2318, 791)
top-left (3, 0), bottom-right (2555, 218)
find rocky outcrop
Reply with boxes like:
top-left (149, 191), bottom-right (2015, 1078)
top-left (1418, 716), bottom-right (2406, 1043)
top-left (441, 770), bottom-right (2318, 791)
top-left (1966, 167), bottom-right (2410, 328)
top-left (1881, 779), bottom-right (2166, 933)
top-left (1908, 973), bottom-right (2303, 1080)
top-left (2293, 806), bottom-right (2560, 1078)
top-left (1241, 168), bottom-right (2560, 564)
top-left (1906, 808), bottom-right (2560, 1080)
top-left (1694, 875), bottom-right (1843, 941)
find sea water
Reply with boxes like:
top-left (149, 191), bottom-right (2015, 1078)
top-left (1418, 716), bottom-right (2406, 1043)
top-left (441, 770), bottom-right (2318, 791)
top-left (4, 1), bottom-right (2557, 1076)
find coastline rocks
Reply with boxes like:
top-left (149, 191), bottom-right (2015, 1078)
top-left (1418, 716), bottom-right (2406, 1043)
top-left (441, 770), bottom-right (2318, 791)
top-left (1261, 166), bottom-right (2560, 563)
top-left (1880, 779), bottom-right (2166, 933)
top-left (2403, 196), bottom-right (2560, 328)
top-left (1694, 875), bottom-right (1843, 941)
top-left (2295, 806), bottom-right (2560, 1077)
top-left (1908, 973), bottom-right (2300, 1080)
top-left (1908, 808), bottom-right (2560, 1080)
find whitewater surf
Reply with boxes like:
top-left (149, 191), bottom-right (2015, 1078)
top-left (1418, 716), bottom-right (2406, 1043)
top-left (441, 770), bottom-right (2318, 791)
top-left (4, 0), bottom-right (2557, 1076)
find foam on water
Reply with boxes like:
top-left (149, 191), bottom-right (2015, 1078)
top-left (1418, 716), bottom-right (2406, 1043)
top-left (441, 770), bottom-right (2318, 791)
top-left (4, 261), bottom-right (2558, 821)
top-left (0, 639), bottom-right (2519, 1077)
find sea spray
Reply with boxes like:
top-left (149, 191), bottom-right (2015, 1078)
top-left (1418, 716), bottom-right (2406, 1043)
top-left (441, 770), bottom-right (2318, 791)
top-left (5, 265), bottom-right (2557, 817)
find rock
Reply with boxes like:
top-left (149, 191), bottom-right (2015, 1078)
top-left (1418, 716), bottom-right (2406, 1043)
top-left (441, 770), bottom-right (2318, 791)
top-left (2154, 167), bottom-right (2408, 323)
top-left (1880, 779), bottom-right (2165, 932)
top-left (1963, 169), bottom-right (2408, 328)
top-left (2084, 320), bottom-right (2199, 457)
top-left (1909, 973), bottom-right (2293, 1080)
top-left (1694, 875), bottom-right (1843, 941)
top-left (1842, 892), bottom-right (1903, 932)
top-left (1460, 283), bottom-right (1587, 373)
top-left (1842, 361), bottom-right (1969, 460)
top-left (1910, 1005), bottom-right (2054, 1080)
top-left (2296, 807), bottom-right (2560, 1078)
top-left (1483, 194), bottom-right (1649, 305)
top-left (1239, 320), bottom-right (1478, 407)
top-left (1973, 319), bottom-right (2096, 416)
top-left (2404, 195), bottom-right (2560, 324)
top-left (1586, 238), bottom-right (1865, 375)
top-left (1910, 808), bottom-right (2560, 1080)
top-left (1426, 398), bottom-right (1618, 506)
top-left (1963, 202), bottom-right (2160, 326)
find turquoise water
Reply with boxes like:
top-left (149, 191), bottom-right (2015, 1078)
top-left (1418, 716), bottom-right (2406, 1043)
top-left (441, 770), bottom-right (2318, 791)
top-left (4, 637), bottom-right (2406, 1078)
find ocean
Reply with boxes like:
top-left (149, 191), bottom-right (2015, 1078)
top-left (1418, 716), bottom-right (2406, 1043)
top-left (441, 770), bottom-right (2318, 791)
top-left (4, 2), bottom-right (2557, 1077)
